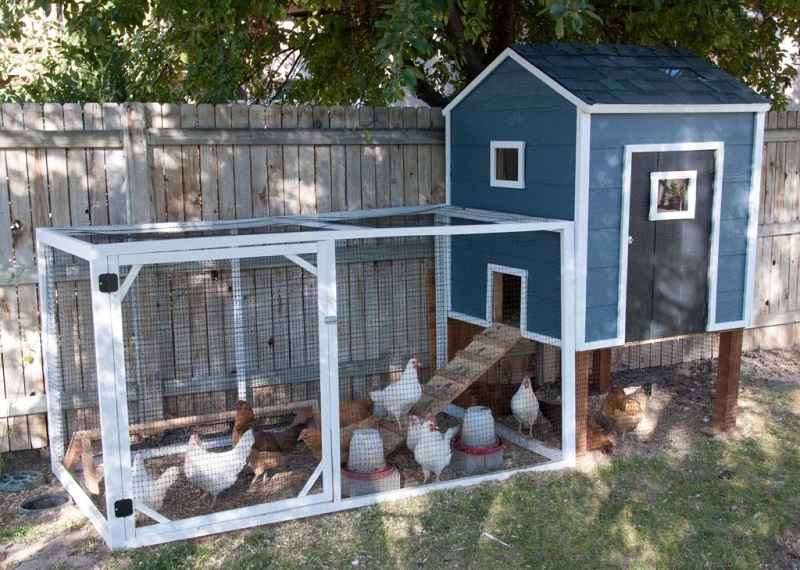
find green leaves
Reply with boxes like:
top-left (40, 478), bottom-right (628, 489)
top-left (0, 0), bottom-right (795, 107)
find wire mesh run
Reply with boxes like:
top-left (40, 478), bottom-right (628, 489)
top-left (584, 333), bottom-right (721, 457)
top-left (36, 206), bottom-right (575, 548)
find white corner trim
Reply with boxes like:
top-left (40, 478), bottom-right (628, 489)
top-left (574, 110), bottom-right (591, 346)
top-left (743, 111), bottom-right (766, 327)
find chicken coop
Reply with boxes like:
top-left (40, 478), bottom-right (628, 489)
top-left (444, 43), bottom-right (770, 445)
top-left (36, 205), bottom-right (576, 549)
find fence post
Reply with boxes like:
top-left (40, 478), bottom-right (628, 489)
top-left (122, 103), bottom-right (153, 224)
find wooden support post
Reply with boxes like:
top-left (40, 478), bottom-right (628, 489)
top-left (591, 348), bottom-right (611, 391)
top-left (427, 270), bottom-right (437, 377)
top-left (575, 350), bottom-right (592, 457)
top-left (713, 329), bottom-right (743, 432)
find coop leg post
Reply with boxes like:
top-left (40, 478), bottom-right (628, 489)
top-left (713, 329), bottom-right (743, 432)
top-left (591, 348), bottom-right (611, 391)
top-left (575, 351), bottom-right (591, 457)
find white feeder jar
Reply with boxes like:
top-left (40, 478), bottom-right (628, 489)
top-left (347, 429), bottom-right (387, 473)
top-left (461, 406), bottom-right (496, 448)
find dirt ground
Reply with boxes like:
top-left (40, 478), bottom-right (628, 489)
top-left (1, 344), bottom-right (798, 569)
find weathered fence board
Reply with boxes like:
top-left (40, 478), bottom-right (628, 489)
top-left (748, 110), bottom-right (800, 349)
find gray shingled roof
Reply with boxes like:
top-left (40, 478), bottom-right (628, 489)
top-left (510, 43), bottom-right (771, 106)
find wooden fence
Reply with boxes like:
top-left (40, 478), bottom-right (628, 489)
top-left (746, 110), bottom-right (800, 350)
top-left (0, 104), bottom-right (797, 451)
top-left (0, 103), bottom-right (445, 452)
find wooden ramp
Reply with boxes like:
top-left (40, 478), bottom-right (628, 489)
top-left (378, 322), bottom-right (523, 455)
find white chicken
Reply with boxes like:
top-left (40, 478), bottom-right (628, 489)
top-left (370, 357), bottom-right (422, 432)
top-left (184, 429), bottom-right (255, 506)
top-left (405, 414), bottom-right (423, 453)
top-left (413, 417), bottom-right (459, 484)
top-left (131, 451), bottom-right (180, 511)
top-left (511, 376), bottom-right (539, 437)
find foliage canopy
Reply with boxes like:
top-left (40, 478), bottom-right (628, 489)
top-left (0, 0), bottom-right (797, 107)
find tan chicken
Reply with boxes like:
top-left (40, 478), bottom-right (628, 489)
top-left (600, 382), bottom-right (652, 440)
top-left (339, 394), bottom-right (375, 427)
top-left (298, 414), bottom-right (380, 465)
top-left (586, 416), bottom-right (615, 454)
top-left (231, 399), bottom-right (256, 447)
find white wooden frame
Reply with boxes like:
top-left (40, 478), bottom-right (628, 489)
top-left (36, 205), bottom-right (577, 549)
top-left (648, 170), bottom-right (697, 221)
top-left (619, 142), bottom-right (725, 343)
top-left (490, 141), bottom-right (526, 189)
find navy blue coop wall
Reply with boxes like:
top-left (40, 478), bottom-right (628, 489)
top-left (584, 112), bottom-right (758, 343)
top-left (450, 231), bottom-right (562, 341)
top-left (449, 59), bottom-right (577, 220)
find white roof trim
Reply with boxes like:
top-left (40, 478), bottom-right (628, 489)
top-left (443, 47), bottom-right (590, 115)
top-left (443, 47), bottom-right (772, 115)
top-left (588, 103), bottom-right (772, 114)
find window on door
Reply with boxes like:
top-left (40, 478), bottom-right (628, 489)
top-left (649, 170), bottom-right (697, 221)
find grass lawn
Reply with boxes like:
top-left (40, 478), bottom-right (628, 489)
top-left (2, 352), bottom-right (798, 569)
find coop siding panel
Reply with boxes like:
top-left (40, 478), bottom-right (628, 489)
top-left (715, 289), bottom-right (744, 322)
top-left (586, 267), bottom-right (619, 307)
top-left (450, 60), bottom-right (576, 220)
top-left (587, 187), bottom-right (623, 230)
top-left (719, 180), bottom-right (752, 219)
top-left (450, 232), bottom-right (562, 340)
top-left (584, 305), bottom-right (619, 342)
top-left (586, 228), bottom-right (620, 269)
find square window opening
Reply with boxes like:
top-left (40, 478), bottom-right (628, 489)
top-left (649, 170), bottom-right (697, 221)
top-left (491, 141), bottom-right (525, 189)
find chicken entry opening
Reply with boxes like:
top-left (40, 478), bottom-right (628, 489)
top-left (492, 272), bottom-right (522, 327)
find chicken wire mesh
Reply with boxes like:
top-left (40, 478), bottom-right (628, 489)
top-left (36, 209), bottom-right (577, 547)
top-left (335, 230), bottom-right (566, 493)
top-left (585, 333), bottom-right (721, 457)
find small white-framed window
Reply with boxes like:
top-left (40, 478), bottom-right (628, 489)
top-left (649, 170), bottom-right (697, 221)
top-left (490, 141), bottom-right (525, 189)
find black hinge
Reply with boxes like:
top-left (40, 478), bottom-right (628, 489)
top-left (99, 273), bottom-right (119, 293)
top-left (114, 498), bottom-right (134, 518)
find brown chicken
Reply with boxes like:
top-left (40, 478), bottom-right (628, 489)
top-left (586, 416), bottom-right (615, 454)
top-left (600, 382), bottom-right (652, 439)
top-left (247, 422), bottom-right (309, 484)
top-left (232, 400), bottom-right (309, 484)
top-left (339, 394), bottom-right (375, 427)
top-left (298, 413), bottom-right (381, 465)
top-left (231, 399), bottom-right (256, 447)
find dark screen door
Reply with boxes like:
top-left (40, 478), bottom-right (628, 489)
top-left (625, 150), bottom-right (715, 342)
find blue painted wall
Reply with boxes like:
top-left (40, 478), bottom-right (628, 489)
top-left (449, 59), bottom-right (577, 220)
top-left (450, 231), bottom-right (562, 340)
top-left (586, 113), bottom-right (757, 341)
top-left (448, 57), bottom-right (758, 346)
